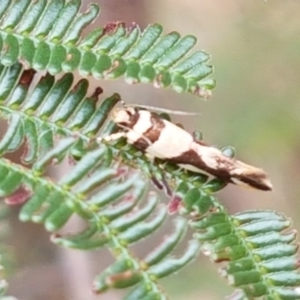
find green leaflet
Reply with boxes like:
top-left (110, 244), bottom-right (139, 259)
top-left (0, 63), bottom-right (120, 162)
top-left (0, 0), bottom-right (214, 97)
top-left (192, 209), bottom-right (300, 299)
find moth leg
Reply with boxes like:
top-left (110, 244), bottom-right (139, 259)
top-left (149, 167), bottom-right (173, 197)
top-left (161, 174), bottom-right (172, 196)
top-left (141, 151), bottom-right (172, 196)
top-left (97, 132), bottom-right (127, 143)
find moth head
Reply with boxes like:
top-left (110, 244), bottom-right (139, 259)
top-left (111, 107), bottom-right (139, 128)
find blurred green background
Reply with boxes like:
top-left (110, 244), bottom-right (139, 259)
top-left (5, 1), bottom-right (300, 299)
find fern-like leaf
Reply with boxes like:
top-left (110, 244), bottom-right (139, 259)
top-left (0, 0), bottom-right (214, 97)
top-left (0, 142), bottom-right (200, 298)
top-left (0, 63), bottom-right (120, 162)
top-left (187, 202), bottom-right (300, 299)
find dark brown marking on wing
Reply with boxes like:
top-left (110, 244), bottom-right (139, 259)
top-left (145, 114), bottom-right (166, 143)
top-left (133, 112), bottom-right (165, 150)
top-left (233, 171), bottom-right (272, 191)
top-left (168, 149), bottom-right (233, 181)
top-left (167, 149), bottom-right (271, 191)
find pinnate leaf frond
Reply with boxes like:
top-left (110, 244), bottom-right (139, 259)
top-left (191, 207), bottom-right (300, 299)
top-left (0, 0), bottom-right (214, 97)
top-left (0, 141), bottom-right (200, 298)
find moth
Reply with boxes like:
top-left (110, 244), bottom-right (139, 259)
top-left (101, 106), bottom-right (272, 191)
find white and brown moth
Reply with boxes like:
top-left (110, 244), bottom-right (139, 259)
top-left (101, 107), bottom-right (272, 191)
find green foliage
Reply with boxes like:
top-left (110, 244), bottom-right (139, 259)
top-left (0, 0), bottom-right (214, 98)
top-left (0, 0), bottom-right (299, 299)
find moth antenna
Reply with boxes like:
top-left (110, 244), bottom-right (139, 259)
top-left (117, 123), bottom-right (131, 132)
top-left (124, 104), bottom-right (201, 116)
